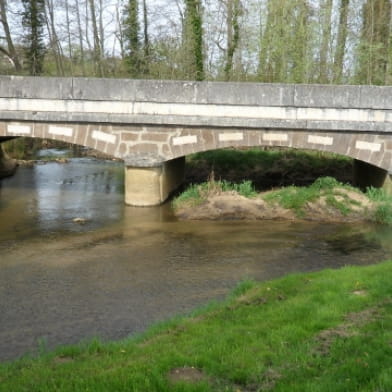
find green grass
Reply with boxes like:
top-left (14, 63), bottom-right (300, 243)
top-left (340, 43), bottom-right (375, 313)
top-left (173, 179), bottom-right (257, 209)
top-left (1, 261), bottom-right (392, 391)
top-left (174, 176), bottom-right (392, 225)
top-left (366, 187), bottom-right (392, 225)
top-left (263, 177), bottom-right (361, 217)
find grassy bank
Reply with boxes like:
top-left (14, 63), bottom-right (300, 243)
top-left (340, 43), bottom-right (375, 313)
top-left (1, 261), bottom-right (392, 391)
top-left (174, 177), bottom-right (392, 225)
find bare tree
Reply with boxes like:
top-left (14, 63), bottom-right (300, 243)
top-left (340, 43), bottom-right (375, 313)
top-left (0, 0), bottom-right (21, 71)
top-left (88, 0), bottom-right (104, 76)
top-left (333, 0), bottom-right (350, 83)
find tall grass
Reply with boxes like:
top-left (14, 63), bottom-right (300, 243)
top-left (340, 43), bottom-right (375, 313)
top-left (366, 187), bottom-right (392, 225)
top-left (173, 178), bottom-right (257, 209)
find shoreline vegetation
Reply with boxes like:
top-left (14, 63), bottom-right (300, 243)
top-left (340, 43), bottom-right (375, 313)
top-left (1, 260), bottom-right (391, 391)
top-left (173, 148), bottom-right (392, 225)
top-left (173, 176), bottom-right (392, 225)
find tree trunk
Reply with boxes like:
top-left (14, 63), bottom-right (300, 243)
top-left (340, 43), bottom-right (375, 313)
top-left (184, 0), bottom-right (204, 81)
top-left (224, 0), bottom-right (241, 81)
top-left (319, 0), bottom-right (333, 83)
top-left (64, 0), bottom-right (74, 75)
top-left (88, 0), bottom-right (104, 76)
top-left (0, 0), bottom-right (22, 71)
top-left (356, 0), bottom-right (391, 85)
top-left (75, 0), bottom-right (86, 75)
top-left (44, 0), bottom-right (64, 75)
top-left (142, 0), bottom-right (149, 70)
top-left (333, 0), bottom-right (349, 83)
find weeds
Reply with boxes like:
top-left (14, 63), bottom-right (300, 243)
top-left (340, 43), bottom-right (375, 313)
top-left (173, 178), bottom-right (257, 209)
top-left (366, 187), bottom-right (392, 225)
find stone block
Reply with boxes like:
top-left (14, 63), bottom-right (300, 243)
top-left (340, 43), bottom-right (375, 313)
top-left (134, 80), bottom-right (199, 103)
top-left (0, 75), bottom-right (73, 99)
top-left (206, 82), bottom-right (295, 106)
top-left (360, 86), bottom-right (392, 110)
top-left (72, 77), bottom-right (138, 101)
top-left (294, 85), bottom-right (361, 108)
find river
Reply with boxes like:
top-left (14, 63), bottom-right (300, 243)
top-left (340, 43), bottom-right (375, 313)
top-left (1, 152), bottom-right (391, 362)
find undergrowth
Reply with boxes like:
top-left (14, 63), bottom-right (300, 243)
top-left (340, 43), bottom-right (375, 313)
top-left (173, 178), bottom-right (257, 209)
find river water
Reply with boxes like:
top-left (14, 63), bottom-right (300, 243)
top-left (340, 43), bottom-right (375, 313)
top-left (1, 153), bottom-right (392, 362)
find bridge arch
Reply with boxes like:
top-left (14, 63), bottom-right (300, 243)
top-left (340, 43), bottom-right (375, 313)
top-left (0, 76), bottom-right (391, 205)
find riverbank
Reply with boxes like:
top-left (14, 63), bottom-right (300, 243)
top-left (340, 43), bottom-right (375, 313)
top-left (1, 260), bottom-right (391, 391)
top-left (174, 177), bottom-right (392, 225)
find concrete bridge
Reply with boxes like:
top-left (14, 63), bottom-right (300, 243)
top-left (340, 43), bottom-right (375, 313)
top-left (0, 75), bottom-right (391, 206)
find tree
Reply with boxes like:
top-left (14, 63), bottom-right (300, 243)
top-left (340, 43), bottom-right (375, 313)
top-left (258, 0), bottom-right (311, 83)
top-left (123, 0), bottom-right (141, 76)
top-left (319, 0), bottom-right (333, 83)
top-left (88, 0), bottom-right (104, 76)
top-left (21, 0), bottom-right (46, 75)
top-left (356, 0), bottom-right (391, 85)
top-left (183, 0), bottom-right (204, 80)
top-left (224, 0), bottom-right (241, 80)
top-left (0, 0), bottom-right (22, 71)
top-left (333, 0), bottom-right (350, 83)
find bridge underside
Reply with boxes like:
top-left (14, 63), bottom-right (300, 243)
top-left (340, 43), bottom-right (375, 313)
top-left (1, 121), bottom-right (392, 205)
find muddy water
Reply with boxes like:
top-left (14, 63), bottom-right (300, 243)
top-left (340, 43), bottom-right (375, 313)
top-left (1, 156), bottom-right (392, 362)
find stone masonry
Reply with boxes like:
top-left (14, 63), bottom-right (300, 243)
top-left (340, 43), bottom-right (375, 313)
top-left (0, 76), bottom-right (391, 205)
top-left (0, 76), bottom-right (391, 170)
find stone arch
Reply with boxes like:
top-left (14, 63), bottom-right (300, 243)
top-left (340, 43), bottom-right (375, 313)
top-left (154, 128), bottom-right (391, 172)
top-left (0, 122), bottom-right (122, 160)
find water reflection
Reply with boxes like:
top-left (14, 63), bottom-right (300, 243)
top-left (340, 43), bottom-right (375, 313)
top-left (0, 157), bottom-right (392, 362)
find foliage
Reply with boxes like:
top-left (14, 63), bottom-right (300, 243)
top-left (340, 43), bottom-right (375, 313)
top-left (0, 0), bottom-right (391, 83)
top-left (184, 0), bottom-right (205, 81)
top-left (1, 261), bottom-right (392, 391)
top-left (123, 0), bottom-right (143, 77)
top-left (21, 0), bottom-right (46, 75)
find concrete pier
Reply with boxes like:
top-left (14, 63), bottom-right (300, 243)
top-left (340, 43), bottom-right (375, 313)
top-left (0, 144), bottom-right (17, 179)
top-left (353, 160), bottom-right (392, 194)
top-left (125, 157), bottom-right (185, 206)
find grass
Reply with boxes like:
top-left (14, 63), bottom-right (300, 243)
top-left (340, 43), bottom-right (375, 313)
top-left (174, 176), bottom-right (392, 225)
top-left (1, 261), bottom-right (392, 391)
top-left (366, 187), bottom-right (392, 226)
top-left (173, 178), bottom-right (257, 209)
top-left (262, 177), bottom-right (361, 218)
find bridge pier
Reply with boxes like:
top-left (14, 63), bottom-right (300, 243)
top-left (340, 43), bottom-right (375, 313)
top-left (125, 157), bottom-right (185, 206)
top-left (0, 144), bottom-right (17, 179)
top-left (353, 160), bottom-right (392, 194)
